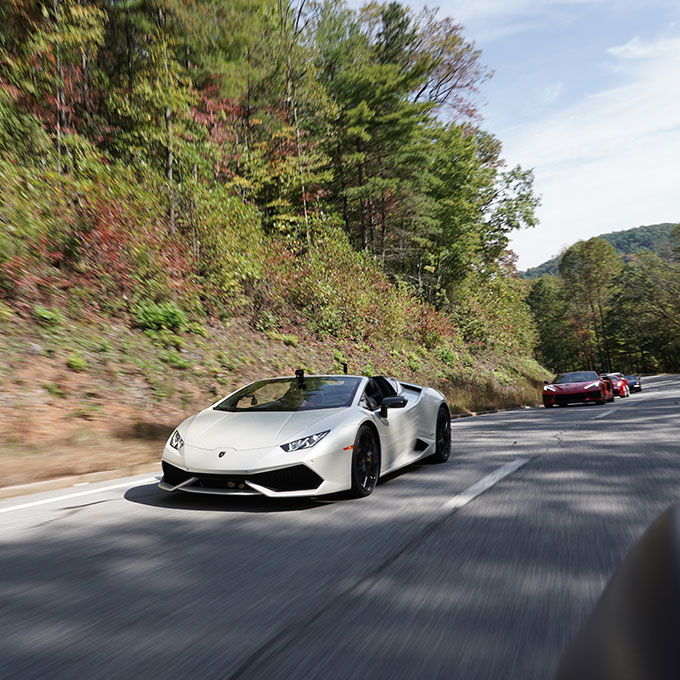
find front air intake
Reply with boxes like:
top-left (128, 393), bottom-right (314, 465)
top-left (162, 461), bottom-right (194, 486)
top-left (191, 465), bottom-right (323, 492)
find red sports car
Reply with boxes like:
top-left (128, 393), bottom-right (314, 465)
top-left (603, 372), bottom-right (630, 398)
top-left (598, 375), bottom-right (615, 402)
top-left (543, 370), bottom-right (608, 408)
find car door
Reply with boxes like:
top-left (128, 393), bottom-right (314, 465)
top-left (361, 379), bottom-right (417, 474)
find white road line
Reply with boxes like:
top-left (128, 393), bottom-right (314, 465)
top-left (592, 409), bottom-right (614, 420)
top-left (444, 458), bottom-right (529, 511)
top-left (0, 477), bottom-right (157, 515)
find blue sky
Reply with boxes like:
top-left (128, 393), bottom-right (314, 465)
top-left (444, 0), bottom-right (680, 269)
top-left (348, 0), bottom-right (680, 269)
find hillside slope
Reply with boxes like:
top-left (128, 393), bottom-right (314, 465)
top-left (0, 308), bottom-right (546, 487)
top-left (522, 223), bottom-right (676, 278)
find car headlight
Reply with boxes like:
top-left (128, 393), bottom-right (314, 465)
top-left (168, 430), bottom-right (184, 450)
top-left (544, 385), bottom-right (556, 392)
top-left (280, 430), bottom-right (330, 452)
top-left (584, 382), bottom-right (600, 389)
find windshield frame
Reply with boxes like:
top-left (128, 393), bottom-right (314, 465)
top-left (213, 376), bottom-right (362, 413)
top-left (553, 371), bottom-right (599, 384)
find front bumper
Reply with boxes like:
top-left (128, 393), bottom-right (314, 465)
top-left (159, 433), bottom-right (354, 497)
top-left (159, 461), bottom-right (328, 497)
top-left (543, 390), bottom-right (602, 406)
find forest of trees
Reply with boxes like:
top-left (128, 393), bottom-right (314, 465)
top-left (0, 0), bottom-right (542, 360)
top-left (528, 229), bottom-right (680, 374)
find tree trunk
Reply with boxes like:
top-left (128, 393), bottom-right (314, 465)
top-left (597, 299), bottom-right (611, 372)
top-left (588, 299), bottom-right (605, 369)
top-left (53, 0), bottom-right (64, 173)
top-left (280, 0), bottom-right (310, 245)
top-left (357, 161), bottom-right (367, 249)
top-left (158, 6), bottom-right (176, 235)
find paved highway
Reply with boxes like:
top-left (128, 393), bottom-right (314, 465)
top-left (1, 375), bottom-right (679, 679)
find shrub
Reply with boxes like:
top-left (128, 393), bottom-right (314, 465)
top-left (255, 309), bottom-right (277, 332)
top-left (186, 321), bottom-right (208, 337)
top-left (216, 351), bottom-right (239, 371)
top-left (43, 382), bottom-right (66, 398)
top-left (0, 301), bottom-right (14, 322)
top-left (407, 353), bottom-right (421, 372)
top-left (160, 349), bottom-right (190, 370)
top-left (66, 353), bottom-right (87, 372)
top-left (436, 346), bottom-right (458, 368)
top-left (145, 329), bottom-right (186, 350)
top-left (267, 331), bottom-right (299, 347)
top-left (33, 305), bottom-right (64, 326)
top-left (134, 301), bottom-right (187, 332)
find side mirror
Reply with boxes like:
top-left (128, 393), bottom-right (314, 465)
top-left (544, 380), bottom-right (549, 385)
top-left (380, 395), bottom-right (408, 418)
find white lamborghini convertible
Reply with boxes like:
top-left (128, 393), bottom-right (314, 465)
top-left (159, 372), bottom-right (451, 499)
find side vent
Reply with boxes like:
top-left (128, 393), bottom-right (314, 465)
top-left (414, 438), bottom-right (429, 452)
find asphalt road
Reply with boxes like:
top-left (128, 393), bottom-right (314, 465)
top-left (2, 375), bottom-right (679, 680)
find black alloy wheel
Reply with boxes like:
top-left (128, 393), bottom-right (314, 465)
top-left (350, 426), bottom-right (380, 498)
top-left (430, 407), bottom-right (452, 463)
top-left (596, 389), bottom-right (606, 405)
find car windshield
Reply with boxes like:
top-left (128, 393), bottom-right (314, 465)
top-left (553, 371), bottom-right (598, 384)
top-left (625, 375), bottom-right (637, 381)
top-left (214, 377), bottom-right (361, 412)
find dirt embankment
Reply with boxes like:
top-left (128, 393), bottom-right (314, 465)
top-left (0, 313), bottom-right (547, 487)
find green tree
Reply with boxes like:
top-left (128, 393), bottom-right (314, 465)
top-left (527, 276), bottom-right (576, 371)
top-left (558, 237), bottom-right (622, 370)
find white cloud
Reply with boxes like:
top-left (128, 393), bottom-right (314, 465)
top-left (436, 0), bottom-right (595, 23)
top-left (607, 35), bottom-right (680, 58)
top-left (506, 33), bottom-right (680, 268)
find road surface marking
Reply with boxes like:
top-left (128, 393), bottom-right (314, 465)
top-left (444, 458), bottom-right (529, 511)
top-left (592, 409), bottom-right (614, 420)
top-left (0, 477), bottom-right (157, 515)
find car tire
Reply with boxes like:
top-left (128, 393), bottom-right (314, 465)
top-left (596, 390), bottom-right (606, 405)
top-left (544, 403), bottom-right (554, 408)
top-left (349, 425), bottom-right (381, 498)
top-left (429, 407), bottom-right (451, 463)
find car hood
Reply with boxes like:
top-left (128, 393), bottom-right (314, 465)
top-left (185, 408), bottom-right (344, 450)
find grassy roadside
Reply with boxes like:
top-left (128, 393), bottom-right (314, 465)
top-left (0, 308), bottom-right (549, 487)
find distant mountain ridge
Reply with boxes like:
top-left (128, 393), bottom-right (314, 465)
top-left (521, 223), bottom-right (677, 279)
